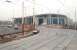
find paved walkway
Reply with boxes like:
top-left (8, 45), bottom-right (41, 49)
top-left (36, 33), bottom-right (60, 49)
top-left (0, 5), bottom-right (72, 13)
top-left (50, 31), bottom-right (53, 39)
top-left (66, 31), bottom-right (77, 50)
top-left (0, 26), bottom-right (76, 50)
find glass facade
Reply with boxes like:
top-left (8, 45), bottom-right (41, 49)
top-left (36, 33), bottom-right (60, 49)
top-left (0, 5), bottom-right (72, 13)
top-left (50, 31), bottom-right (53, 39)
top-left (14, 18), bottom-right (22, 24)
top-left (14, 15), bottom-right (65, 25)
top-left (47, 17), bottom-right (53, 24)
top-left (14, 17), bottom-right (33, 25)
top-left (53, 18), bottom-right (58, 24)
top-left (47, 18), bottom-right (51, 24)
top-left (59, 18), bottom-right (64, 24)
top-left (26, 17), bottom-right (33, 24)
top-left (47, 17), bottom-right (64, 25)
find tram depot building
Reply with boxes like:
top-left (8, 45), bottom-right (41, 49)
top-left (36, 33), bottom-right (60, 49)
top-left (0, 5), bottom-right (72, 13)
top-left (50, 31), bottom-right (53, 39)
top-left (14, 14), bottom-right (69, 31)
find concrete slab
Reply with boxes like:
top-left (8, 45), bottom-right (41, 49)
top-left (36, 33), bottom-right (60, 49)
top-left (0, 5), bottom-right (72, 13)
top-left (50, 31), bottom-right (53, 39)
top-left (0, 26), bottom-right (76, 50)
top-left (66, 38), bottom-right (77, 50)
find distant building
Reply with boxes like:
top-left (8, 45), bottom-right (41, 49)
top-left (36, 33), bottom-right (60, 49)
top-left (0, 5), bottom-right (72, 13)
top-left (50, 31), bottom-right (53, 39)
top-left (14, 17), bottom-right (34, 31)
top-left (0, 21), bottom-right (13, 27)
top-left (14, 14), bottom-right (68, 28)
top-left (14, 17), bottom-right (33, 25)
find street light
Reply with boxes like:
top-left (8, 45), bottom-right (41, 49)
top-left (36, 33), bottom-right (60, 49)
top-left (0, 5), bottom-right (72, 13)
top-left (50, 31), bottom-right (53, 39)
top-left (32, 0), bottom-right (39, 34)
top-left (74, 8), bottom-right (77, 30)
top-left (22, 1), bottom-right (25, 35)
top-left (32, 0), bottom-right (35, 28)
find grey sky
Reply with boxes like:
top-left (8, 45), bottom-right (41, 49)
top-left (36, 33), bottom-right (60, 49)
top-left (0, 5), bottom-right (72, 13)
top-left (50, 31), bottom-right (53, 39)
top-left (0, 0), bottom-right (77, 21)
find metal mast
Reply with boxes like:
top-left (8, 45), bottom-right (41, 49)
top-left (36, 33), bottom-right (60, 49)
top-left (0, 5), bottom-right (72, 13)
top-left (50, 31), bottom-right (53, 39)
top-left (32, 0), bottom-right (39, 34)
top-left (22, 1), bottom-right (25, 35)
top-left (32, 0), bottom-right (36, 29)
top-left (75, 8), bottom-right (76, 30)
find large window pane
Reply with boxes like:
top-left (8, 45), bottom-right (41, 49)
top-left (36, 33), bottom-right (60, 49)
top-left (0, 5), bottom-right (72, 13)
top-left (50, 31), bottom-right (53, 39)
top-left (14, 18), bottom-right (22, 24)
top-left (26, 17), bottom-right (33, 24)
top-left (53, 18), bottom-right (58, 24)
top-left (47, 18), bottom-right (51, 24)
top-left (59, 18), bottom-right (64, 24)
top-left (50, 17), bottom-right (52, 24)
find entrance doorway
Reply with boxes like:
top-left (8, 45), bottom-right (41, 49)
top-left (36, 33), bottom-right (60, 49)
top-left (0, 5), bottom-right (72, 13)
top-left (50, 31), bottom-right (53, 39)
top-left (38, 18), bottom-right (43, 25)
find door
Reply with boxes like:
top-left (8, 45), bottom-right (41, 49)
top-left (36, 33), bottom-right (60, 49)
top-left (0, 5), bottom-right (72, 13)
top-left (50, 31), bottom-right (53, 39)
top-left (39, 18), bottom-right (43, 25)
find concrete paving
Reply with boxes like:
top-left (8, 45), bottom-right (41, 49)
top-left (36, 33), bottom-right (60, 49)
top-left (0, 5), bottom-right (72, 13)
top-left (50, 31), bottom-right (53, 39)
top-left (0, 26), bottom-right (76, 50)
top-left (66, 31), bottom-right (77, 50)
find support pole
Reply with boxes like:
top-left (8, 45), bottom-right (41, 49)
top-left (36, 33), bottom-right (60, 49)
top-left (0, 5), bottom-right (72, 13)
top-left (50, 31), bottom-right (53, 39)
top-left (32, 0), bottom-right (36, 29)
top-left (75, 8), bottom-right (77, 30)
top-left (32, 0), bottom-right (39, 34)
top-left (22, 1), bottom-right (25, 35)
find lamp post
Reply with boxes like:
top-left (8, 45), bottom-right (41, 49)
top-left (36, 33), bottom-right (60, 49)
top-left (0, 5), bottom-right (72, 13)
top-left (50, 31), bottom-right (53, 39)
top-left (74, 8), bottom-right (77, 30)
top-left (22, 1), bottom-right (25, 35)
top-left (32, 0), bottom-right (39, 34)
top-left (32, 0), bottom-right (36, 29)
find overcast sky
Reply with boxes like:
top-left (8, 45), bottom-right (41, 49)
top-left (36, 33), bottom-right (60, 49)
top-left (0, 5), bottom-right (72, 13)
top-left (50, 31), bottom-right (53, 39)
top-left (0, 0), bottom-right (77, 21)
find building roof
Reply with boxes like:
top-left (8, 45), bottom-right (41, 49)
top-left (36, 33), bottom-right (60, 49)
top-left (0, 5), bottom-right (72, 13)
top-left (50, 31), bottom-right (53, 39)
top-left (14, 13), bottom-right (67, 19)
top-left (36, 14), bottom-right (67, 18)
